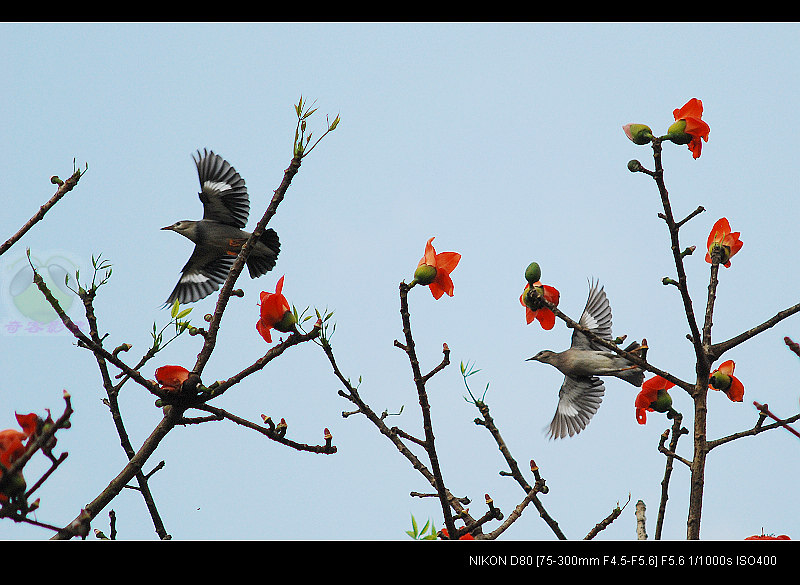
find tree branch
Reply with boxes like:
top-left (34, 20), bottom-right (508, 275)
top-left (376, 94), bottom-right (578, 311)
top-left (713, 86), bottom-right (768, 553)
top-left (0, 166), bottom-right (84, 257)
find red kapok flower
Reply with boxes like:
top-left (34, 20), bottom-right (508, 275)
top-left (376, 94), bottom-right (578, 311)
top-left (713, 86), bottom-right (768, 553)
top-left (413, 237), bottom-right (461, 300)
top-left (709, 360), bottom-right (745, 402)
top-left (256, 276), bottom-right (297, 343)
top-left (440, 528), bottom-right (476, 540)
top-left (635, 376), bottom-right (676, 425)
top-left (520, 282), bottom-right (560, 330)
top-left (667, 98), bottom-right (710, 159)
top-left (0, 413), bottom-right (41, 503)
top-left (705, 217), bottom-right (743, 268)
top-left (0, 429), bottom-right (28, 469)
top-left (155, 365), bottom-right (190, 392)
top-left (0, 428), bottom-right (27, 502)
top-left (745, 532), bottom-right (791, 540)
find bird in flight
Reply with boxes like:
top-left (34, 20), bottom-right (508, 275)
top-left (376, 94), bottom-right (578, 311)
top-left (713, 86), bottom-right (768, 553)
top-left (162, 149), bottom-right (280, 305)
top-left (528, 281), bottom-right (647, 439)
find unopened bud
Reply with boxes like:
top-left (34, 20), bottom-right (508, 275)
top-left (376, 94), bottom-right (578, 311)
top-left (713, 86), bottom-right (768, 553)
top-left (622, 123), bottom-right (653, 145)
top-left (627, 159), bottom-right (643, 172)
top-left (524, 262), bottom-right (542, 285)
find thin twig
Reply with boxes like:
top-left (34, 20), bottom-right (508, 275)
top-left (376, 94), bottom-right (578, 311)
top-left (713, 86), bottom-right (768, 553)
top-left (0, 166), bottom-right (84, 257)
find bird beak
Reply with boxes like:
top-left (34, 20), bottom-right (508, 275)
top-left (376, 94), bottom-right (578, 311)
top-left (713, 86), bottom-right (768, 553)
top-left (161, 225), bottom-right (174, 231)
top-left (525, 356), bottom-right (536, 361)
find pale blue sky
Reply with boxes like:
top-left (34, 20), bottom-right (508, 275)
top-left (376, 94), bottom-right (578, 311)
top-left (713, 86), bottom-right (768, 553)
top-left (1, 22), bottom-right (799, 540)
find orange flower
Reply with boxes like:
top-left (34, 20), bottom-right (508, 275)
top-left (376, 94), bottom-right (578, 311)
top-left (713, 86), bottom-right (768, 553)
top-left (413, 237), bottom-right (461, 300)
top-left (440, 528), bottom-right (475, 540)
top-left (709, 360), bottom-right (745, 402)
top-left (520, 282), bottom-right (560, 330)
top-left (669, 98), bottom-right (710, 159)
top-left (705, 217), bottom-right (743, 268)
top-left (155, 365), bottom-right (190, 392)
top-left (256, 276), bottom-right (297, 343)
top-left (0, 413), bottom-right (41, 503)
top-left (0, 429), bottom-right (28, 469)
top-left (745, 532), bottom-right (790, 540)
top-left (635, 376), bottom-right (676, 425)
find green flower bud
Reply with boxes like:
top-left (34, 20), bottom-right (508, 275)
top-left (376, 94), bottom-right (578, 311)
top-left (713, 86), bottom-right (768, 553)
top-left (665, 119), bottom-right (692, 145)
top-left (627, 159), bottom-right (642, 172)
top-left (413, 264), bottom-right (437, 286)
top-left (623, 123), bottom-right (653, 145)
top-left (524, 262), bottom-right (542, 285)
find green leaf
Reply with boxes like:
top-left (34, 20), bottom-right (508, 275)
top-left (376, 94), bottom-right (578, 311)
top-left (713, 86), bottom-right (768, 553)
top-left (175, 307), bottom-right (192, 320)
top-left (170, 299), bottom-right (180, 318)
top-left (420, 518), bottom-right (430, 534)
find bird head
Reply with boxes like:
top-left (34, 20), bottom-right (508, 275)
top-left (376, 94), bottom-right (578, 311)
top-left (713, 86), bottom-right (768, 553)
top-left (161, 220), bottom-right (198, 241)
top-left (527, 350), bottom-right (556, 364)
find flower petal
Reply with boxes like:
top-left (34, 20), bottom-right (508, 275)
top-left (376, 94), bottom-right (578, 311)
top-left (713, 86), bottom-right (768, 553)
top-left (256, 319), bottom-right (273, 343)
top-left (435, 251), bottom-right (461, 274)
top-left (717, 360), bottom-right (735, 376)
top-left (421, 237), bottom-right (437, 267)
top-left (536, 309), bottom-right (556, 330)
top-left (155, 365), bottom-right (190, 389)
top-left (673, 98), bottom-right (704, 122)
top-left (15, 413), bottom-right (39, 438)
top-left (726, 376), bottom-right (745, 402)
top-left (433, 269), bottom-right (455, 298)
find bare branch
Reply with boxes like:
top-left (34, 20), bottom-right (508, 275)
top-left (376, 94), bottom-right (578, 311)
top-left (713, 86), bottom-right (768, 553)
top-left (1, 166), bottom-right (84, 257)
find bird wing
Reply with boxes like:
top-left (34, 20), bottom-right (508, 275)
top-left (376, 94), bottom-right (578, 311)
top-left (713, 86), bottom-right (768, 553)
top-left (164, 245), bottom-right (235, 306)
top-left (194, 149), bottom-right (250, 228)
top-left (546, 375), bottom-right (605, 439)
top-left (570, 280), bottom-right (613, 350)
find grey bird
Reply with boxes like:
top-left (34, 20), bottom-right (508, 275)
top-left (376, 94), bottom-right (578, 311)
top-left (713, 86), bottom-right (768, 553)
top-left (527, 281), bottom-right (646, 439)
top-left (162, 149), bottom-right (280, 305)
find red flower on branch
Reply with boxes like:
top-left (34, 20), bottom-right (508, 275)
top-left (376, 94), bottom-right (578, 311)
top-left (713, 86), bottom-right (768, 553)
top-left (668, 98), bottom-right (710, 159)
top-left (709, 360), bottom-right (745, 402)
top-left (440, 528), bottom-right (476, 540)
top-left (745, 533), bottom-right (790, 540)
top-left (0, 429), bottom-right (27, 469)
top-left (705, 217), bottom-right (743, 268)
top-left (0, 412), bottom-right (42, 503)
top-left (256, 276), bottom-right (297, 343)
top-left (520, 282), bottom-right (560, 330)
top-left (155, 365), bottom-right (191, 392)
top-left (635, 376), bottom-right (675, 425)
top-left (413, 237), bottom-right (461, 300)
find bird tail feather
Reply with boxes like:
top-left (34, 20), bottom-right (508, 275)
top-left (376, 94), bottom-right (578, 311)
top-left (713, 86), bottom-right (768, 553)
top-left (246, 228), bottom-right (281, 278)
